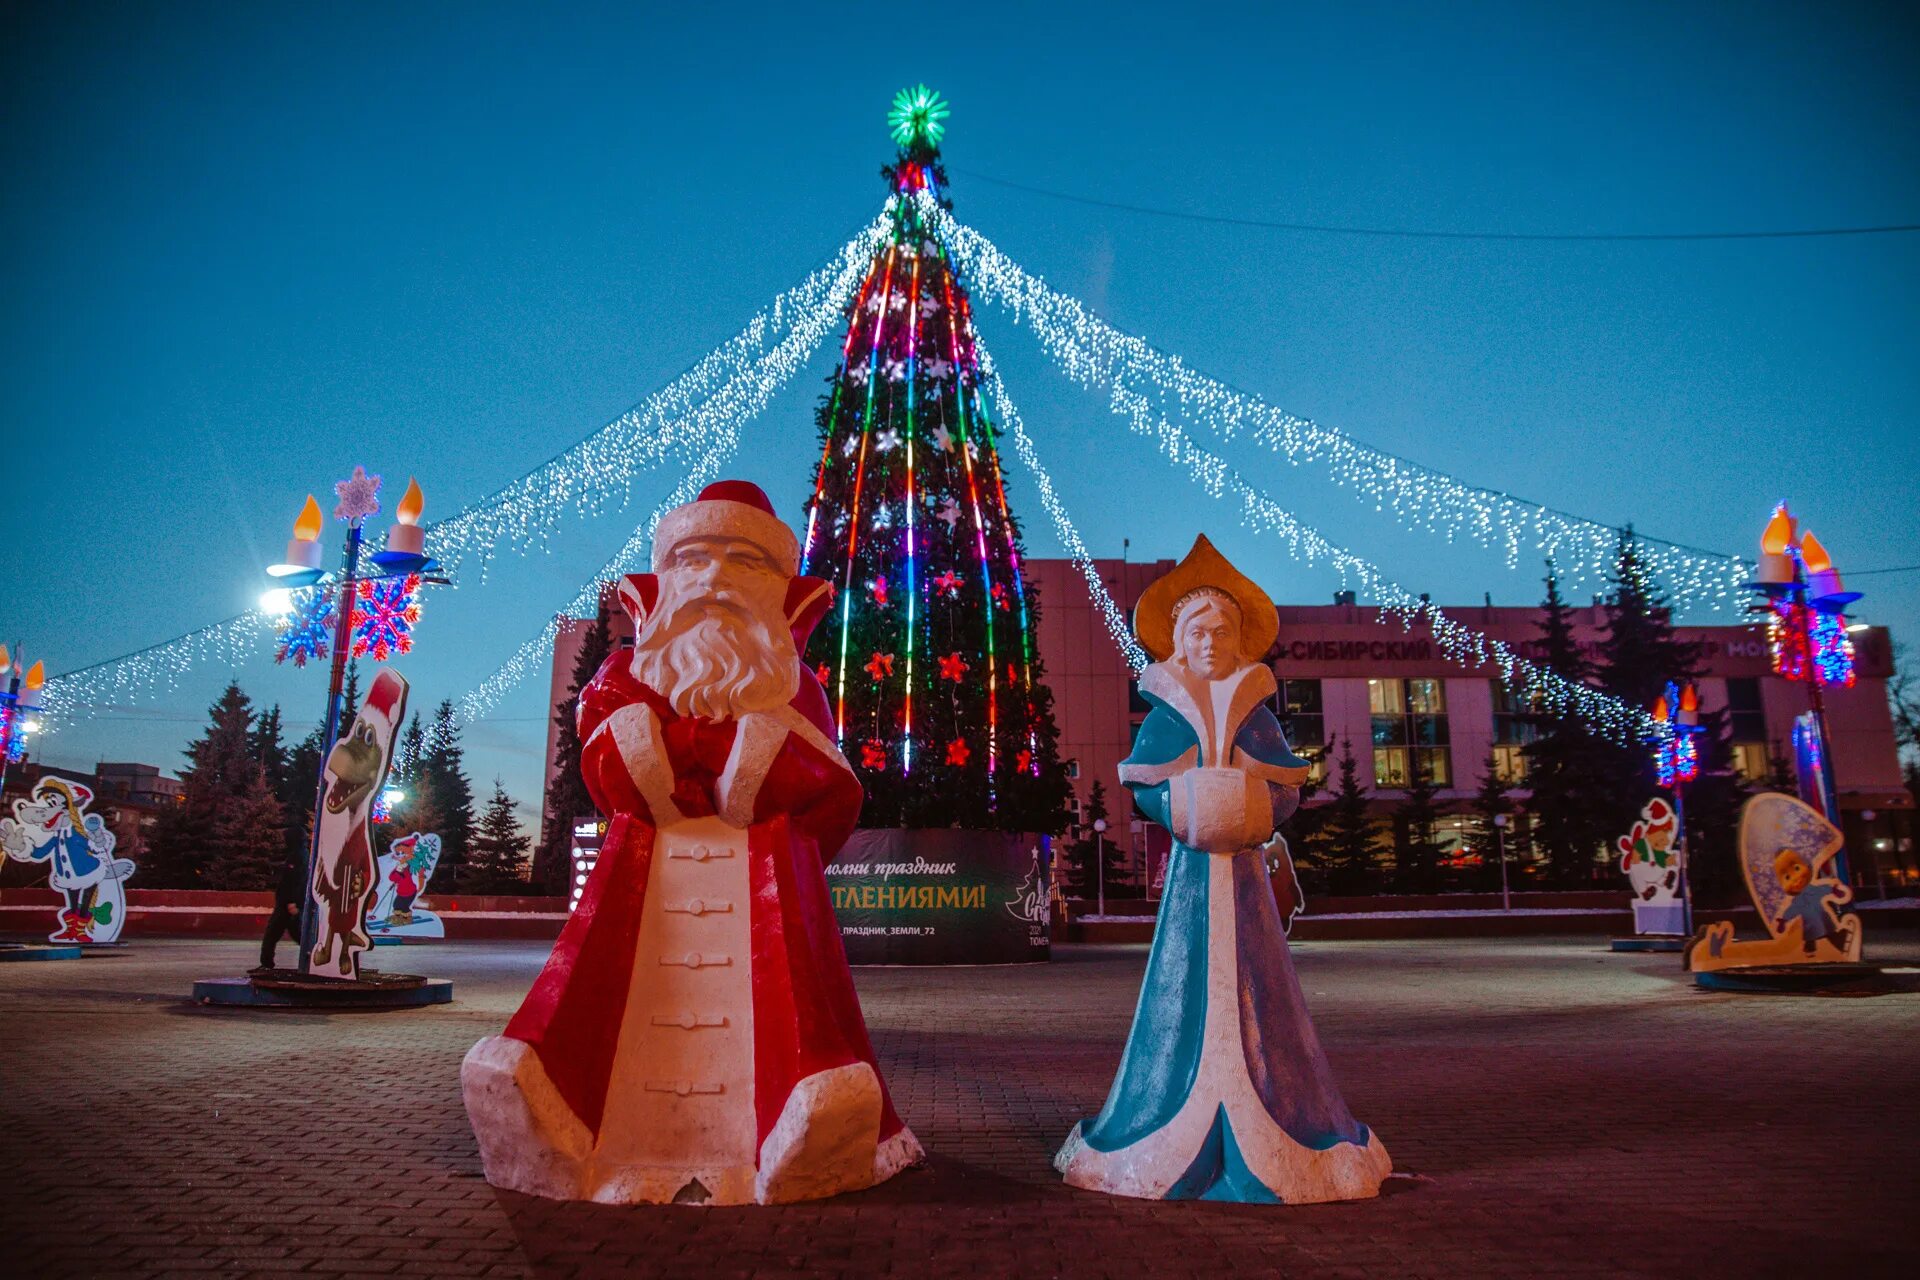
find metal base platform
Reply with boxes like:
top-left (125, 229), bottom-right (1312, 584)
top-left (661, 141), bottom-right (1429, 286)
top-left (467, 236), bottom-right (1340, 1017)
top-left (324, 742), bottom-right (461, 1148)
top-left (192, 969), bottom-right (453, 1009)
top-left (1610, 936), bottom-right (1686, 952)
top-left (1693, 962), bottom-right (1883, 993)
top-left (0, 943), bottom-right (84, 962)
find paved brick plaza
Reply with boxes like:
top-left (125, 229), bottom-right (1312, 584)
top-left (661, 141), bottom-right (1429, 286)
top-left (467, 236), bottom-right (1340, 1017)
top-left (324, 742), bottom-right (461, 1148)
top-left (3, 935), bottom-right (1917, 1279)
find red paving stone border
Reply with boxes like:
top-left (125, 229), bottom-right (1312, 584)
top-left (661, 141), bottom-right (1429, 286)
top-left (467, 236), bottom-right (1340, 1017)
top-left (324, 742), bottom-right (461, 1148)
top-left (2, 935), bottom-right (1917, 1278)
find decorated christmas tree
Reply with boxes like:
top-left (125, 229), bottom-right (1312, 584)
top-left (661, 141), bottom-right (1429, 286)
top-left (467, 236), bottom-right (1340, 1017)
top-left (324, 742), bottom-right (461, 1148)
top-left (799, 87), bottom-right (1070, 833)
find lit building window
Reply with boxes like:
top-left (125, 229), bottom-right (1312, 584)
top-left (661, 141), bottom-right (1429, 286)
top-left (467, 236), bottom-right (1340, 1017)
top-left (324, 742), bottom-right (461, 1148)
top-left (1490, 682), bottom-right (1541, 784)
top-left (1272, 679), bottom-right (1326, 782)
top-left (1370, 678), bottom-right (1450, 787)
top-left (1726, 678), bottom-right (1770, 783)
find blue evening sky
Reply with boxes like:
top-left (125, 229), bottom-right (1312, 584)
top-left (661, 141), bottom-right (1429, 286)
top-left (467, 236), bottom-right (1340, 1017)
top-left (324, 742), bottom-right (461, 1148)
top-left (3, 1), bottom-right (1915, 819)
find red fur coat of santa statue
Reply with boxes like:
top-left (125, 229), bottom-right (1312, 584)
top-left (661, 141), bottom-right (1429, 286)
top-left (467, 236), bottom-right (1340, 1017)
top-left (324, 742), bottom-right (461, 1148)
top-left (463, 482), bottom-right (920, 1206)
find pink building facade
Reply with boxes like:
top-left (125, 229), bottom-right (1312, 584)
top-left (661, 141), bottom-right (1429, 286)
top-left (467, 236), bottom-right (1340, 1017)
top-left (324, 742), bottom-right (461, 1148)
top-left (545, 562), bottom-right (1914, 889)
top-left (1023, 558), bottom-right (1913, 891)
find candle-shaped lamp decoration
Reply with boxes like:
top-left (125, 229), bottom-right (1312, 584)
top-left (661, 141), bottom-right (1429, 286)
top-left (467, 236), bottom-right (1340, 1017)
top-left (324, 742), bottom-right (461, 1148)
top-left (1799, 531), bottom-right (1857, 606)
top-left (0, 644), bottom-right (11, 677)
top-left (23, 661), bottom-right (44, 698)
top-left (1755, 504), bottom-right (1796, 586)
top-left (386, 477), bottom-right (426, 557)
top-left (1651, 693), bottom-right (1670, 724)
top-left (1678, 682), bottom-right (1699, 728)
top-left (269, 495), bottom-right (327, 577)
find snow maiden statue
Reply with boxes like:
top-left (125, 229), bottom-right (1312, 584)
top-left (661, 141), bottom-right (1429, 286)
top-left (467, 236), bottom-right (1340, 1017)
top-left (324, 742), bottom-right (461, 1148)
top-left (1055, 534), bottom-right (1390, 1204)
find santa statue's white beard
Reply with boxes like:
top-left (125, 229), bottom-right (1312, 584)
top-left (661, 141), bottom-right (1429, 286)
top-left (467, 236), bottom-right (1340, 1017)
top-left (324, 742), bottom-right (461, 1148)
top-left (630, 588), bottom-right (799, 722)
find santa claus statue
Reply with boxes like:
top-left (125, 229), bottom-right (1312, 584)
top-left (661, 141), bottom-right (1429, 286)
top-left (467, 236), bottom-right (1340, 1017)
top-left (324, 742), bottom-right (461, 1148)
top-left (463, 480), bottom-right (922, 1205)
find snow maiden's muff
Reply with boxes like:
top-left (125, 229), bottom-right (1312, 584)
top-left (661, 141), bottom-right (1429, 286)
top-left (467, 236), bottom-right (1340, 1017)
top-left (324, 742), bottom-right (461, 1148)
top-left (1055, 534), bottom-right (1390, 1204)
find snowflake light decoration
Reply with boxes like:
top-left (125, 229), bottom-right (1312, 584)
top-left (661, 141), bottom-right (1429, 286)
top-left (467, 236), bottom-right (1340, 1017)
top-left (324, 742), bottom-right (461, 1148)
top-left (888, 84), bottom-right (949, 148)
top-left (1, 706), bottom-right (25, 764)
top-left (351, 574), bottom-right (422, 662)
top-left (333, 465), bottom-right (382, 526)
top-left (274, 586), bottom-right (336, 668)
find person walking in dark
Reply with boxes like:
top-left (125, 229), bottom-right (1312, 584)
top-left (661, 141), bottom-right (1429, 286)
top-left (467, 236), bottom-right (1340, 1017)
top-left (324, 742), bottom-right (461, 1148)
top-left (258, 856), bottom-right (306, 970)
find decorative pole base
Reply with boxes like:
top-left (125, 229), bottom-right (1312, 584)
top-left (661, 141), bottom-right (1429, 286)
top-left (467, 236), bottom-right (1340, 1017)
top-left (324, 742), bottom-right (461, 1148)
top-left (191, 968), bottom-right (453, 1009)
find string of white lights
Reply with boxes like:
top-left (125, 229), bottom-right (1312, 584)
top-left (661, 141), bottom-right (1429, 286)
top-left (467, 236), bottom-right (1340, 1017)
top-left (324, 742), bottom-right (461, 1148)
top-left (405, 234), bottom-right (858, 762)
top-left (424, 204), bottom-right (895, 578)
top-left (39, 211), bottom-right (890, 733)
top-left (405, 429), bottom-right (745, 773)
top-left (35, 612), bottom-right (273, 728)
top-left (976, 326), bottom-right (1650, 740)
top-left (920, 193), bottom-right (1748, 612)
top-left (973, 340), bottom-right (1148, 674)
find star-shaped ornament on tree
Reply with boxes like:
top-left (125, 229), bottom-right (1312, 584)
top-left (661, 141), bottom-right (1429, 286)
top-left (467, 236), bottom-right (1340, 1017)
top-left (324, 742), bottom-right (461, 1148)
top-left (931, 424), bottom-right (954, 452)
top-left (847, 361), bottom-right (872, 386)
top-left (1016, 748), bottom-right (1033, 773)
top-left (944, 736), bottom-right (970, 767)
top-left (869, 576), bottom-right (890, 607)
top-left (991, 582), bottom-right (1011, 612)
top-left (862, 739), bottom-right (889, 771)
top-left (815, 662), bottom-right (833, 686)
top-left (933, 569), bottom-right (964, 597)
top-left (887, 84), bottom-right (950, 149)
top-left (938, 652), bottom-right (969, 682)
top-left (925, 358), bottom-right (953, 384)
top-left (876, 428), bottom-right (902, 452)
top-left (884, 357), bottom-right (907, 383)
top-left (333, 466), bottom-right (382, 526)
top-left (935, 496), bottom-right (961, 528)
top-left (865, 652), bottom-right (895, 681)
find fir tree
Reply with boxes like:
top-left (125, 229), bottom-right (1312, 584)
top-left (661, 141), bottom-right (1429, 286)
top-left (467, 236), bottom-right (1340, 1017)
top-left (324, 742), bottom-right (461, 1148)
top-left (1594, 529), bottom-right (1704, 839)
top-left (421, 700), bottom-right (475, 883)
top-left (1393, 757), bottom-right (1445, 892)
top-left (1059, 779), bottom-right (1110, 898)
top-left (535, 610), bottom-right (612, 893)
top-left (797, 103), bottom-right (1071, 835)
top-left (464, 779), bottom-right (532, 893)
top-left (1469, 751), bottom-right (1518, 894)
top-left (210, 765), bottom-right (287, 890)
top-left (281, 723), bottom-right (325, 865)
top-left (250, 706), bottom-right (289, 798)
top-left (1321, 737), bottom-right (1379, 894)
top-left (148, 683), bottom-right (287, 889)
top-left (1278, 750), bottom-right (1329, 889)
top-left (1523, 568), bottom-right (1613, 888)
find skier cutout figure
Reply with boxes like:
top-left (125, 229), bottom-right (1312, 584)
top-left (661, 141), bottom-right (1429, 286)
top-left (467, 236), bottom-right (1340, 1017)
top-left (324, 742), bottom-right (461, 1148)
top-left (1772, 849), bottom-right (1854, 957)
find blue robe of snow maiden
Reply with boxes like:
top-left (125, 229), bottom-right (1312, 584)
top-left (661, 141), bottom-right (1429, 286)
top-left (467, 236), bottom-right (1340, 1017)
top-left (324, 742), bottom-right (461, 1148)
top-left (1055, 660), bottom-right (1390, 1203)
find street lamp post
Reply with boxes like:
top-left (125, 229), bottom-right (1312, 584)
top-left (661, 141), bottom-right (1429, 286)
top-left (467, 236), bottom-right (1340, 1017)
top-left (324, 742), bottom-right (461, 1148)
top-left (1093, 818), bottom-right (1108, 918)
top-left (1748, 504), bottom-right (1862, 882)
top-left (1493, 812), bottom-right (1511, 912)
top-left (265, 471), bottom-right (444, 976)
top-left (0, 645), bottom-right (47, 797)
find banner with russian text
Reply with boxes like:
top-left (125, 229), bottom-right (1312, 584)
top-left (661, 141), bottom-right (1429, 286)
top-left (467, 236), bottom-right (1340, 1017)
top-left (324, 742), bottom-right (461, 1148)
top-left (827, 828), bottom-right (1050, 965)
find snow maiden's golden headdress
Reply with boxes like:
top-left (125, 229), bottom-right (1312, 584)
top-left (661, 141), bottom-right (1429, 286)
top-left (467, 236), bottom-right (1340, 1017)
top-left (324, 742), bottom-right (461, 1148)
top-left (1133, 534), bottom-right (1279, 664)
